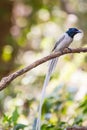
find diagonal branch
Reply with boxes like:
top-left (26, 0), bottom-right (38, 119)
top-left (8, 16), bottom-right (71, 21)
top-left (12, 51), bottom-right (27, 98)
top-left (0, 47), bottom-right (87, 91)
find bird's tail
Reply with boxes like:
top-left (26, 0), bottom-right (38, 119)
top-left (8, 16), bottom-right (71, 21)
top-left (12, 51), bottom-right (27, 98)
top-left (36, 57), bottom-right (58, 130)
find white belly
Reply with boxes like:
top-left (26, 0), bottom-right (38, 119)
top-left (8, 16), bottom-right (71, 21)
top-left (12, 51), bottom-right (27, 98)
top-left (55, 33), bottom-right (73, 51)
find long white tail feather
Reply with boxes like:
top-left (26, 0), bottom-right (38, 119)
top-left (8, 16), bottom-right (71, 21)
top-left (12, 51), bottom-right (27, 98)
top-left (36, 57), bottom-right (58, 130)
top-left (48, 57), bottom-right (58, 74)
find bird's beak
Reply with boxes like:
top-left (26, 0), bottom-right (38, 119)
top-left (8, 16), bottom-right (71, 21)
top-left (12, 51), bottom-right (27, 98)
top-left (77, 30), bottom-right (82, 33)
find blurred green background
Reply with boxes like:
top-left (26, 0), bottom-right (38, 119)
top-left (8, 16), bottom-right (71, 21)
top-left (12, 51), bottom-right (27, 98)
top-left (0, 0), bottom-right (87, 130)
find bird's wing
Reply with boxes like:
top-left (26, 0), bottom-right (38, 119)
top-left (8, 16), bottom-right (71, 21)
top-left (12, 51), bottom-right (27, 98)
top-left (52, 35), bottom-right (65, 51)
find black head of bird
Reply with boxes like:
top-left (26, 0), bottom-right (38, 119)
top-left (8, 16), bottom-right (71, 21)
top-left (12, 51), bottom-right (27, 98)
top-left (66, 28), bottom-right (81, 38)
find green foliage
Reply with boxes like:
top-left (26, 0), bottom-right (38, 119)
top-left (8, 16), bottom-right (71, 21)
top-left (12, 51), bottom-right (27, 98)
top-left (3, 114), bottom-right (12, 127)
top-left (41, 92), bottom-right (87, 129)
top-left (12, 108), bottom-right (19, 125)
top-left (79, 95), bottom-right (87, 114)
top-left (13, 124), bottom-right (27, 130)
top-left (3, 107), bottom-right (27, 130)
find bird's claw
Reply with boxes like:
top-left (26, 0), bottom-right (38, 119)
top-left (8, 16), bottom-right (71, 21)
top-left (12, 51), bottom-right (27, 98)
top-left (65, 47), bottom-right (72, 52)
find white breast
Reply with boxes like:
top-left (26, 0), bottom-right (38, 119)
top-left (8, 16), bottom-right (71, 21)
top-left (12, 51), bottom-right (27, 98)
top-left (55, 33), bottom-right (73, 51)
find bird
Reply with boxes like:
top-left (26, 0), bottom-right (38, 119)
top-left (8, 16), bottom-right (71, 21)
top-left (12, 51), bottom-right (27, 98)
top-left (36, 28), bottom-right (81, 130)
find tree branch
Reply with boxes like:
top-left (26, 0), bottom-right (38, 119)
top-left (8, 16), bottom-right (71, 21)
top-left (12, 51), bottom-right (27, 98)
top-left (0, 47), bottom-right (87, 91)
top-left (67, 127), bottom-right (87, 130)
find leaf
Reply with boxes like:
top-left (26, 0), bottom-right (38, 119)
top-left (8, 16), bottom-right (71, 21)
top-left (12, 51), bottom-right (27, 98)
top-left (41, 123), bottom-right (55, 130)
top-left (3, 114), bottom-right (9, 122)
top-left (12, 108), bottom-right (19, 125)
top-left (13, 124), bottom-right (27, 130)
top-left (3, 114), bottom-right (12, 125)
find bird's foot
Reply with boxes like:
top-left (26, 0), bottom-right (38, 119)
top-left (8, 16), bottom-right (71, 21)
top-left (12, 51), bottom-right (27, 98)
top-left (65, 47), bottom-right (72, 52)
